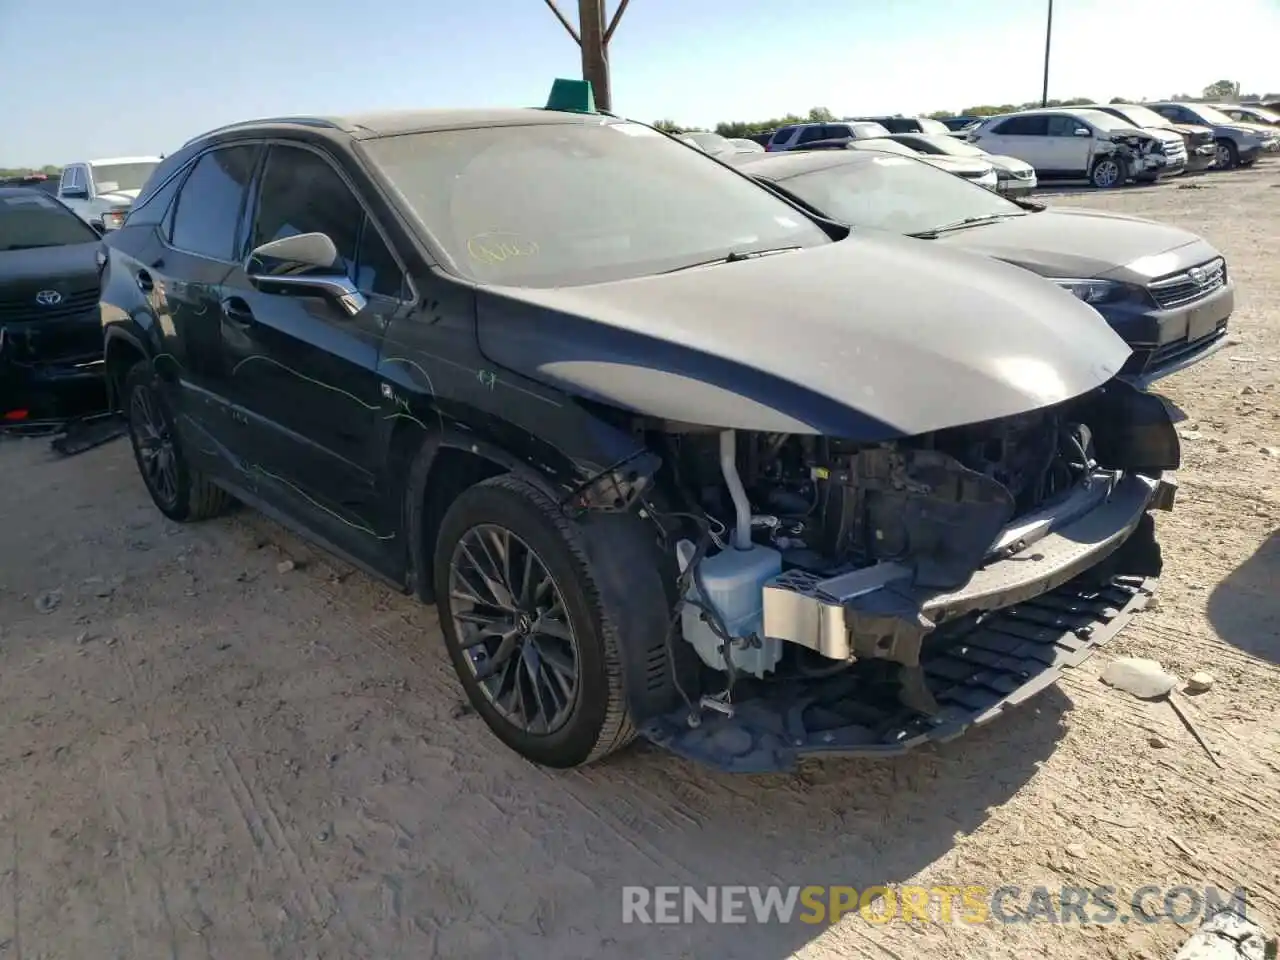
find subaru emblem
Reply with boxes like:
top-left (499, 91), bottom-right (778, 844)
top-left (35, 289), bottom-right (63, 306)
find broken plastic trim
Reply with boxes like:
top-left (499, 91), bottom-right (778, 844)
top-left (642, 571), bottom-right (1158, 773)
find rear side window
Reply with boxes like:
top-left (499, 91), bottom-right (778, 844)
top-left (125, 163), bottom-right (189, 227)
top-left (169, 145), bottom-right (260, 261)
top-left (769, 127), bottom-right (796, 145)
top-left (796, 125), bottom-right (830, 144)
top-left (991, 115), bottom-right (1049, 136)
top-left (251, 145), bottom-right (405, 299)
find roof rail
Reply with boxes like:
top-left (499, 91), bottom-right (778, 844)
top-left (181, 115), bottom-right (346, 148)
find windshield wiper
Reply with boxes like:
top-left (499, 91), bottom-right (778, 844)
top-left (907, 213), bottom-right (1024, 239)
top-left (661, 246), bottom-right (802, 274)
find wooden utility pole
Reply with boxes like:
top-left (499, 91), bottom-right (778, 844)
top-left (542, 0), bottom-right (631, 112)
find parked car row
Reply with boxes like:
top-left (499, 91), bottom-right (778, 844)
top-left (3, 84), bottom-right (1230, 774)
top-left (950, 102), bottom-right (1277, 184)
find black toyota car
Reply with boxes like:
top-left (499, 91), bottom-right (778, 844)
top-left (0, 187), bottom-right (107, 425)
top-left (99, 96), bottom-right (1178, 772)
top-left (727, 148), bottom-right (1233, 390)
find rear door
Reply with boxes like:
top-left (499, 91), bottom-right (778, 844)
top-left (130, 143), bottom-right (261, 468)
top-left (977, 115), bottom-right (1050, 169)
top-left (217, 141), bottom-right (411, 558)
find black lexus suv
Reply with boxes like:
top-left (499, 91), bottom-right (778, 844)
top-left (100, 101), bottom-right (1176, 772)
top-left (1, 187), bottom-right (107, 425)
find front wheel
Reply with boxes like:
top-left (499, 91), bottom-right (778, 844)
top-left (123, 362), bottom-right (232, 522)
top-left (433, 475), bottom-right (636, 768)
top-left (1214, 138), bottom-right (1239, 170)
top-left (1090, 156), bottom-right (1125, 189)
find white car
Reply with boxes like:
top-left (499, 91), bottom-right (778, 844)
top-left (880, 132), bottom-right (1038, 196)
top-left (57, 156), bottom-right (162, 231)
top-left (765, 121), bottom-right (891, 151)
top-left (967, 109), bottom-right (1175, 188)
top-left (846, 139), bottom-right (999, 191)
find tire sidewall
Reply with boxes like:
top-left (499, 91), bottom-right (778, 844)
top-left (433, 479), bottom-right (613, 767)
top-left (1215, 139), bottom-right (1238, 169)
top-left (124, 363), bottom-right (192, 521)
top-left (1092, 157), bottom-right (1123, 188)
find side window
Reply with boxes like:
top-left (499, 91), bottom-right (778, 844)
top-left (769, 127), bottom-right (795, 145)
top-left (252, 145), bottom-right (405, 299)
top-left (125, 164), bottom-right (188, 227)
top-left (1046, 115), bottom-right (1082, 137)
top-left (796, 125), bottom-right (829, 144)
top-left (355, 218), bottom-right (405, 299)
top-left (65, 167), bottom-right (81, 189)
top-left (169, 145), bottom-right (259, 261)
top-left (991, 115), bottom-right (1049, 137)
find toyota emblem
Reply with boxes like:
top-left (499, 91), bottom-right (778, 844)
top-left (35, 289), bottom-right (63, 306)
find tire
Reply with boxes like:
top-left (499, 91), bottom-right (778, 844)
top-left (1214, 138), bottom-right (1239, 170)
top-left (123, 361), bottom-right (233, 523)
top-left (1090, 156), bottom-right (1124, 189)
top-left (433, 474), bottom-right (635, 768)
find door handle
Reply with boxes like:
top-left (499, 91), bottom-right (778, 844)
top-left (136, 269), bottom-right (154, 293)
top-left (221, 297), bottom-right (256, 327)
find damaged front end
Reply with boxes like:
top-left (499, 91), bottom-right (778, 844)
top-left (637, 378), bottom-right (1178, 771)
top-left (1099, 133), bottom-right (1166, 180)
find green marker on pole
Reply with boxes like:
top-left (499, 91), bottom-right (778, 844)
top-left (545, 78), bottom-right (597, 114)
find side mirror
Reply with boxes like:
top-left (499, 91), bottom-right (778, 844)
top-left (1074, 127), bottom-right (1092, 137)
top-left (244, 232), bottom-right (367, 318)
top-left (61, 186), bottom-right (88, 200)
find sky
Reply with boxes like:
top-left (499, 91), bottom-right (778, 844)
top-left (2, 0), bottom-right (1278, 167)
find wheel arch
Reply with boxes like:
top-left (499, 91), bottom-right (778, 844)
top-left (103, 326), bottom-right (148, 412)
top-left (400, 425), bottom-right (688, 728)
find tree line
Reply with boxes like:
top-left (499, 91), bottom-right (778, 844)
top-left (654, 79), bottom-right (1265, 137)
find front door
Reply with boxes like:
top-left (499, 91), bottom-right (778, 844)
top-left (217, 142), bottom-right (411, 561)
top-left (1043, 114), bottom-right (1094, 176)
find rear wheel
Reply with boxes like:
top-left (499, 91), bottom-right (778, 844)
top-left (434, 474), bottom-right (635, 768)
top-left (1214, 138), bottom-right (1239, 170)
top-left (1090, 156), bottom-right (1124, 188)
top-left (123, 362), bottom-right (232, 522)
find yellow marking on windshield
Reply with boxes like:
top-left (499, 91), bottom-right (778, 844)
top-left (466, 232), bottom-right (539, 265)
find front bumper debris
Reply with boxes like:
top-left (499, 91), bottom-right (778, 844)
top-left (760, 471), bottom-right (1163, 666)
top-left (642, 570), bottom-right (1158, 772)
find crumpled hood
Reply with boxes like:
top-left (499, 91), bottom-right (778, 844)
top-left (983, 154), bottom-right (1033, 173)
top-left (475, 234), bottom-right (1131, 440)
top-left (921, 155), bottom-right (991, 176)
top-left (96, 188), bottom-right (139, 207)
top-left (932, 207), bottom-right (1212, 280)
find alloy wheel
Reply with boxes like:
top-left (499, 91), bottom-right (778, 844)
top-left (1094, 159), bottom-right (1121, 188)
top-left (1215, 143), bottom-right (1233, 169)
top-left (448, 523), bottom-right (580, 734)
top-left (130, 385), bottom-right (178, 508)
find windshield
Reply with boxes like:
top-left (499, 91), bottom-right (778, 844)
top-left (1078, 110), bottom-right (1132, 132)
top-left (363, 120), bottom-right (831, 287)
top-left (0, 193), bottom-right (99, 250)
top-left (1185, 104), bottom-right (1234, 124)
top-left (917, 118), bottom-right (950, 135)
top-left (772, 155), bottom-right (1021, 235)
top-left (1110, 104), bottom-right (1170, 128)
top-left (90, 161), bottom-right (158, 193)
top-left (683, 132), bottom-right (730, 152)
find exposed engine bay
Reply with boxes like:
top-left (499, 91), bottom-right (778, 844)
top-left (629, 380), bottom-right (1179, 715)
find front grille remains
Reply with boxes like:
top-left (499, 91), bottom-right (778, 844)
top-left (0, 286), bottom-right (100, 324)
top-left (1148, 257), bottom-right (1226, 309)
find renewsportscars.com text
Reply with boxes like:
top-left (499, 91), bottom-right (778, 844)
top-left (621, 884), bottom-right (1249, 926)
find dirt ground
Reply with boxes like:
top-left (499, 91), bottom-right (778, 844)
top-left (1, 165), bottom-right (1277, 960)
